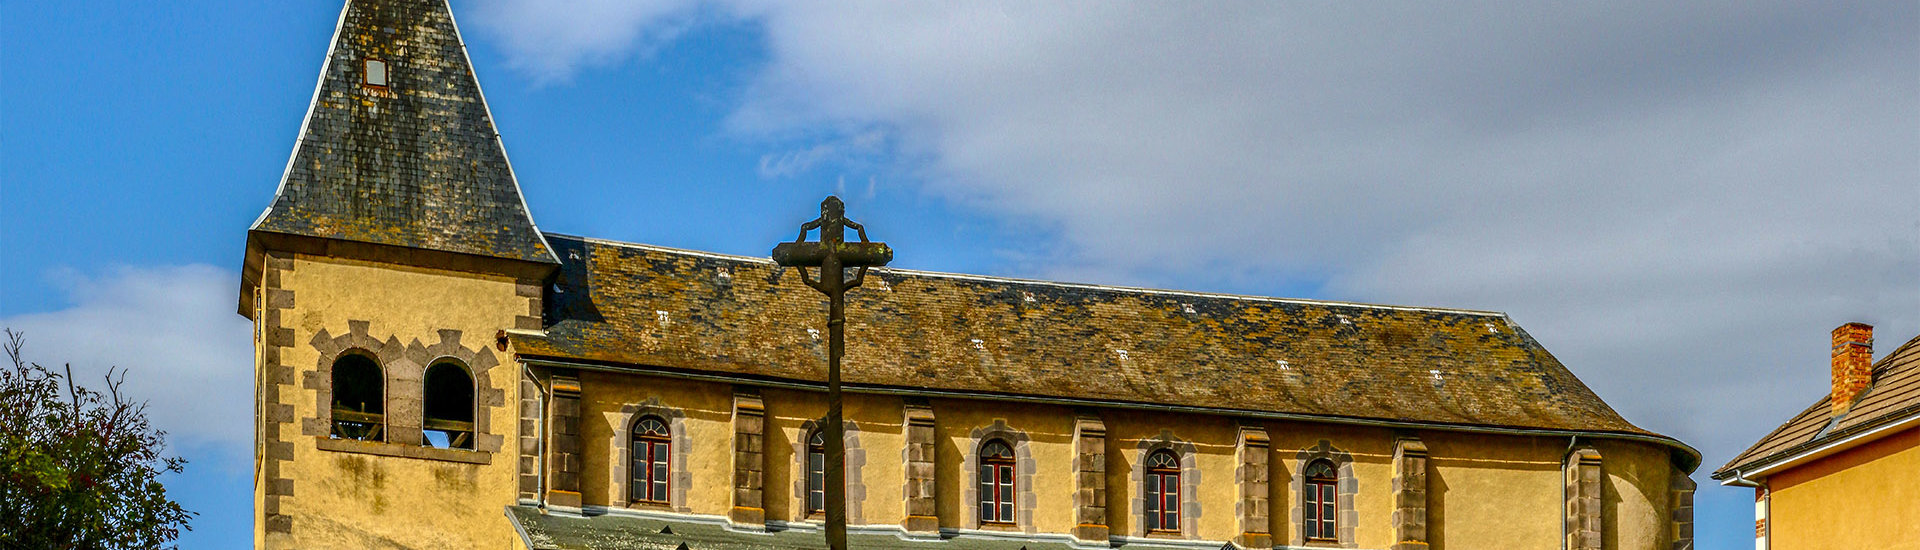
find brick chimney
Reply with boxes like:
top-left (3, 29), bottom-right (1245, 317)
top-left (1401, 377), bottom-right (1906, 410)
top-left (1831, 322), bottom-right (1875, 417)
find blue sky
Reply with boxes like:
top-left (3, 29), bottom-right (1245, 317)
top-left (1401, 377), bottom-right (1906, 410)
top-left (3, 1), bottom-right (1915, 548)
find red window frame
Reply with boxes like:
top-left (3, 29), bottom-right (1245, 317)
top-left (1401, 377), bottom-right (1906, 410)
top-left (978, 440), bottom-right (1016, 524)
top-left (1304, 460), bottom-right (1338, 541)
top-left (1144, 450), bottom-right (1181, 532)
top-left (632, 417), bottom-right (671, 504)
top-left (805, 430), bottom-right (827, 515)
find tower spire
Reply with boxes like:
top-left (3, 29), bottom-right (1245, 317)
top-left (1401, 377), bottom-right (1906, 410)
top-left (250, 0), bottom-right (556, 266)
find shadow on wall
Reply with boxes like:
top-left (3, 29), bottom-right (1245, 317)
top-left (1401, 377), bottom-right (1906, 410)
top-left (766, 422), bottom-right (795, 522)
top-left (1270, 461), bottom-right (1292, 543)
top-left (1429, 467), bottom-right (1449, 550)
top-left (937, 433), bottom-right (961, 529)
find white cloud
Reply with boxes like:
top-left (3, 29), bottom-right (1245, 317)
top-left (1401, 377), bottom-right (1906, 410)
top-left (757, 130), bottom-right (885, 179)
top-left (3, 265), bottom-right (253, 458)
top-left (459, 0), bottom-right (702, 83)
top-left (469, 0), bottom-right (1920, 472)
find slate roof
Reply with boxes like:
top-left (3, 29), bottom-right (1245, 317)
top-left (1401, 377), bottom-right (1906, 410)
top-left (1715, 333), bottom-right (1920, 478)
top-left (507, 506), bottom-right (1204, 550)
top-left (513, 234), bottom-right (1684, 447)
top-left (251, 0), bottom-right (555, 265)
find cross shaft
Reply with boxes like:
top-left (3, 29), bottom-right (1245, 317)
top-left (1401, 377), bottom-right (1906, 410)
top-left (771, 196), bottom-right (891, 550)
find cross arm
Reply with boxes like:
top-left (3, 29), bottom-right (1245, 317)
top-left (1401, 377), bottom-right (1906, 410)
top-left (771, 242), bottom-right (894, 268)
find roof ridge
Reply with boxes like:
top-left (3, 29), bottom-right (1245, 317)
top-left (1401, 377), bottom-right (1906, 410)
top-left (541, 232), bottom-right (1511, 318)
top-left (1872, 332), bottom-right (1920, 374)
top-left (1717, 398), bottom-right (1824, 473)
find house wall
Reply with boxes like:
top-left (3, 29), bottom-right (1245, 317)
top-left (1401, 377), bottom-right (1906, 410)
top-left (1768, 425), bottom-right (1920, 550)
top-left (254, 254), bottom-right (533, 549)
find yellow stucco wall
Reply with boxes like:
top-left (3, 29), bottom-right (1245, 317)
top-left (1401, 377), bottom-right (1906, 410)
top-left (1261, 421), bottom-right (1398, 547)
top-left (927, 398), bottom-right (1078, 533)
top-left (1101, 408), bottom-right (1241, 541)
top-left (264, 255), bottom-right (531, 549)
top-left (758, 388), bottom-right (908, 525)
top-left (1595, 438), bottom-right (1674, 550)
top-left (576, 370), bottom-right (732, 513)
top-left (1421, 431), bottom-right (1564, 550)
top-left (517, 365), bottom-right (1690, 549)
top-left (1769, 425), bottom-right (1920, 550)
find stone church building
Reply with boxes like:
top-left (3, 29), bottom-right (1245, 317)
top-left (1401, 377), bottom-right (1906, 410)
top-left (240, 1), bottom-right (1698, 548)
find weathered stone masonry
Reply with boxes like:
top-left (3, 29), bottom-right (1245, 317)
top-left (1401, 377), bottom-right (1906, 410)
top-left (1073, 415), bottom-right (1108, 543)
top-left (1670, 466), bottom-right (1695, 550)
top-left (902, 402), bottom-right (938, 533)
top-left (259, 253), bottom-right (297, 538)
top-left (1565, 446), bottom-right (1604, 550)
top-left (517, 370), bottom-right (542, 501)
top-left (1391, 437), bottom-right (1429, 550)
top-left (1235, 425), bottom-right (1272, 549)
top-left (545, 373), bottom-right (583, 508)
top-left (731, 390), bottom-right (766, 526)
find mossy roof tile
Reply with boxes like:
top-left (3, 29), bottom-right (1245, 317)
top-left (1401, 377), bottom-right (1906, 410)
top-left (516, 234), bottom-right (1664, 439)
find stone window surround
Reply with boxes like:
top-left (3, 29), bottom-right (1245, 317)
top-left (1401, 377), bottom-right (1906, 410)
top-left (789, 419), bottom-right (867, 524)
top-left (1291, 440), bottom-right (1359, 548)
top-left (609, 398), bottom-right (692, 513)
top-left (303, 322), bottom-right (505, 459)
top-left (1131, 430), bottom-right (1201, 539)
top-left (962, 420), bottom-right (1037, 533)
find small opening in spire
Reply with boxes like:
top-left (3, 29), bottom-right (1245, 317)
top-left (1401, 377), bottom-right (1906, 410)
top-left (363, 58), bottom-right (388, 88)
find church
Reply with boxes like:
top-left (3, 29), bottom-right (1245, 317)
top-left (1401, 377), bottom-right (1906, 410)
top-left (239, 1), bottom-right (1698, 548)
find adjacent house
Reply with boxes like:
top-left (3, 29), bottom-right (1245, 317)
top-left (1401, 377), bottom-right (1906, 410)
top-left (1713, 324), bottom-right (1920, 549)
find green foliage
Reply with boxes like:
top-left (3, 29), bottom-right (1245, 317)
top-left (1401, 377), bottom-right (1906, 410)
top-left (0, 330), bottom-right (193, 549)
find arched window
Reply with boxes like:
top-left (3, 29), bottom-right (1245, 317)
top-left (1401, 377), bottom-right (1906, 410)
top-left (805, 429), bottom-right (827, 515)
top-left (421, 361), bottom-right (474, 449)
top-left (631, 416), bottom-right (671, 504)
top-left (1303, 459), bottom-right (1338, 541)
top-left (330, 353), bottom-right (384, 441)
top-left (1144, 450), bottom-right (1181, 532)
top-left (978, 439), bottom-right (1016, 524)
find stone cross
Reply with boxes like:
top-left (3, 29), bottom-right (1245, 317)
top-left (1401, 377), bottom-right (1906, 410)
top-left (772, 196), bottom-right (892, 550)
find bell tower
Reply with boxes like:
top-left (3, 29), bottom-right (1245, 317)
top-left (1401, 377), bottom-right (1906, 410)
top-left (238, 1), bottom-right (555, 547)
